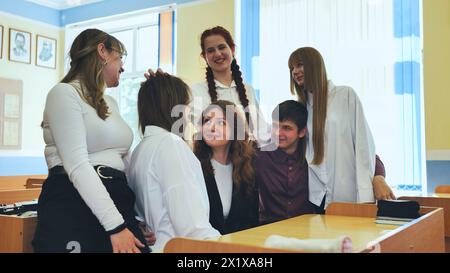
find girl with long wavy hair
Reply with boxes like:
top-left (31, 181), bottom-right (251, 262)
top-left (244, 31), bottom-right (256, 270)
top-left (288, 47), bottom-right (394, 213)
top-left (34, 29), bottom-right (149, 253)
top-left (190, 26), bottom-right (270, 145)
top-left (193, 100), bottom-right (259, 234)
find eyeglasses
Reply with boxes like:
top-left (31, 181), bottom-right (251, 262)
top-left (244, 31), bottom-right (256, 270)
top-left (110, 47), bottom-right (127, 65)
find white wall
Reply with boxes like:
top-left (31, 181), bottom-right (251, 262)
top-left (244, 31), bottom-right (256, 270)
top-left (0, 12), bottom-right (64, 156)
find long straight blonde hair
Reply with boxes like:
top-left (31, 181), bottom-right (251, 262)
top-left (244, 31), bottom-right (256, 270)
top-left (288, 47), bottom-right (328, 165)
top-left (62, 29), bottom-right (126, 120)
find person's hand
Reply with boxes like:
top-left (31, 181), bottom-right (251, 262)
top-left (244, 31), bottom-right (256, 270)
top-left (138, 222), bottom-right (156, 246)
top-left (144, 68), bottom-right (156, 79)
top-left (144, 68), bottom-right (168, 79)
top-left (110, 228), bottom-right (145, 253)
top-left (372, 175), bottom-right (396, 200)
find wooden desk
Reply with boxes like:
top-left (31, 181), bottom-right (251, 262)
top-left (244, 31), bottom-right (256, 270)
top-left (0, 188), bottom-right (41, 253)
top-left (164, 203), bottom-right (445, 253)
top-left (400, 194), bottom-right (450, 252)
top-left (219, 214), bottom-right (397, 253)
top-left (0, 215), bottom-right (37, 253)
top-left (0, 189), bottom-right (41, 204)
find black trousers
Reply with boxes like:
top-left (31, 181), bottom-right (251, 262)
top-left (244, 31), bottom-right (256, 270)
top-left (32, 166), bottom-right (150, 253)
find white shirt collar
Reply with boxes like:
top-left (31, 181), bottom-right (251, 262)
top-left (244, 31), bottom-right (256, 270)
top-left (307, 80), bottom-right (336, 106)
top-left (327, 80), bottom-right (336, 93)
top-left (215, 79), bottom-right (237, 89)
top-left (143, 125), bottom-right (168, 137)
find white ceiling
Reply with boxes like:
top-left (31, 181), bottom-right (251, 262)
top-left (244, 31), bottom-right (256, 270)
top-left (27, 0), bottom-right (105, 10)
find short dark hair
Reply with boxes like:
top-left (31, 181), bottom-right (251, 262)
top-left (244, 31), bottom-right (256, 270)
top-left (271, 100), bottom-right (308, 165)
top-left (137, 72), bottom-right (191, 134)
top-left (272, 100), bottom-right (308, 130)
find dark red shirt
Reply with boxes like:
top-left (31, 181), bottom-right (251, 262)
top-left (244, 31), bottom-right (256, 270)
top-left (254, 146), bottom-right (315, 224)
top-left (255, 146), bottom-right (386, 224)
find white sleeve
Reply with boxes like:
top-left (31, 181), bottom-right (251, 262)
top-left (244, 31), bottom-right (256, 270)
top-left (156, 137), bottom-right (220, 239)
top-left (245, 84), bottom-right (271, 145)
top-left (349, 88), bottom-right (376, 203)
top-left (45, 85), bottom-right (125, 231)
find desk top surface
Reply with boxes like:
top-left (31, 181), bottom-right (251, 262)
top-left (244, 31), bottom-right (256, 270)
top-left (402, 193), bottom-right (450, 199)
top-left (431, 193), bottom-right (450, 198)
top-left (219, 214), bottom-right (399, 252)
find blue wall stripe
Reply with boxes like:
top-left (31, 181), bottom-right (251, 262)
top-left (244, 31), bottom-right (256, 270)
top-left (158, 13), bottom-right (161, 68)
top-left (240, 0), bottom-right (260, 101)
top-left (394, 0), bottom-right (420, 38)
top-left (61, 0), bottom-right (193, 26)
top-left (0, 0), bottom-right (196, 27)
top-left (172, 10), bottom-right (175, 69)
top-left (427, 161), bottom-right (450, 193)
top-left (0, 157), bottom-right (47, 176)
top-left (0, 0), bottom-right (61, 26)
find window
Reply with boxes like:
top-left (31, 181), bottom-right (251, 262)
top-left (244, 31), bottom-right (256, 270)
top-left (65, 9), bottom-right (175, 148)
top-left (0, 78), bottom-right (22, 149)
top-left (241, 0), bottom-right (426, 195)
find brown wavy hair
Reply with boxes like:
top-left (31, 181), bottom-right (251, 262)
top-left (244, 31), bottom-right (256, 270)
top-left (62, 29), bottom-right (126, 120)
top-left (193, 100), bottom-right (255, 194)
top-left (200, 26), bottom-right (250, 125)
top-left (288, 47), bottom-right (328, 165)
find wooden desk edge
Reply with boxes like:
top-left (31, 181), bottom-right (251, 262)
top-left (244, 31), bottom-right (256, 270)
top-left (364, 207), bottom-right (445, 253)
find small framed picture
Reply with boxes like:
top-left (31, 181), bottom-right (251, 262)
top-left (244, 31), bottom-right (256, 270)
top-left (0, 25), bottom-right (4, 59)
top-left (36, 35), bottom-right (57, 69)
top-left (9, 28), bottom-right (31, 64)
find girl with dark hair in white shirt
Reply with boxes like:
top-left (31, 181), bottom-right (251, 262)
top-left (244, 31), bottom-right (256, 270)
top-left (33, 29), bottom-right (148, 253)
top-left (128, 70), bottom-right (220, 252)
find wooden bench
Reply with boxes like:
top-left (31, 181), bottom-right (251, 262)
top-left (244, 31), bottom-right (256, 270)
top-left (436, 185), bottom-right (450, 194)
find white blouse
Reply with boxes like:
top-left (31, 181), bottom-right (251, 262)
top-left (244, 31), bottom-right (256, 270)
top-left (211, 159), bottom-right (233, 219)
top-left (306, 81), bottom-right (376, 208)
top-left (128, 126), bottom-right (220, 251)
top-left (42, 81), bottom-right (133, 231)
top-left (190, 80), bottom-right (271, 145)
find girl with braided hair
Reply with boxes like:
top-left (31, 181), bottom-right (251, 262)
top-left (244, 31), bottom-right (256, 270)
top-left (190, 26), bottom-right (270, 145)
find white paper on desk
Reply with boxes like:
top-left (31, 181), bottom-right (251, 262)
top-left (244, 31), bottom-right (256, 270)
top-left (264, 235), bottom-right (352, 253)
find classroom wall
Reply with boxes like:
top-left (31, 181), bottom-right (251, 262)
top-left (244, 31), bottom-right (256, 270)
top-left (423, 0), bottom-right (450, 188)
top-left (423, 0), bottom-right (450, 156)
top-left (0, 0), bottom-right (233, 175)
top-left (0, 12), bottom-right (64, 174)
top-left (176, 0), bottom-right (234, 85)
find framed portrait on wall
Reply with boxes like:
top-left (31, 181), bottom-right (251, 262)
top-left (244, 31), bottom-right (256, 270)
top-left (9, 28), bottom-right (31, 64)
top-left (36, 35), bottom-right (57, 69)
top-left (0, 25), bottom-right (4, 59)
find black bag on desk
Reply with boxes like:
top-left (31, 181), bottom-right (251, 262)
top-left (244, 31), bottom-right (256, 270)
top-left (377, 199), bottom-right (420, 220)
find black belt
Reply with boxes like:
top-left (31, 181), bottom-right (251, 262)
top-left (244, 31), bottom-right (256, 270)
top-left (49, 165), bottom-right (126, 181)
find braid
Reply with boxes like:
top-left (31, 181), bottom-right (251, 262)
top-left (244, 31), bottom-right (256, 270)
top-left (206, 66), bottom-right (218, 102)
top-left (231, 59), bottom-right (250, 124)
